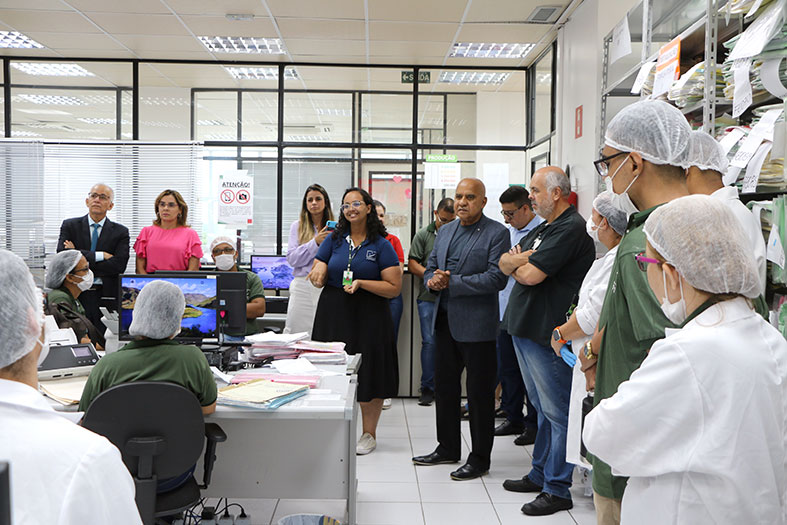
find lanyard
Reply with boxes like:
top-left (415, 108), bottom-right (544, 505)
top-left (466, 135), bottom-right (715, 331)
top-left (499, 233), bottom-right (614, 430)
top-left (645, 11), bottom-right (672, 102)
top-left (346, 237), bottom-right (364, 272)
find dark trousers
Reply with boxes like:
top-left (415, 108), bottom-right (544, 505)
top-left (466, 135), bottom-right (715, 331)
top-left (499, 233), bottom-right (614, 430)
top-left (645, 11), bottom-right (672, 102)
top-left (497, 328), bottom-right (538, 430)
top-left (434, 309), bottom-right (497, 470)
top-left (78, 288), bottom-right (104, 334)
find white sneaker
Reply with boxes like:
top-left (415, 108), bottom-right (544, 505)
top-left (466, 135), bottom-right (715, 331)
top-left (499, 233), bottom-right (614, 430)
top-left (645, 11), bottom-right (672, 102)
top-left (382, 398), bottom-right (392, 410)
top-left (356, 432), bottom-right (377, 455)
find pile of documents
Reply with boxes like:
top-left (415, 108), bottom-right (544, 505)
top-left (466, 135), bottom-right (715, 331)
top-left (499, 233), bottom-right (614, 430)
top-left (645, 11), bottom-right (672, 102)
top-left (229, 372), bottom-right (321, 387)
top-left (218, 378), bottom-right (309, 410)
top-left (246, 332), bottom-right (348, 365)
top-left (39, 376), bottom-right (88, 406)
top-left (725, 0), bottom-right (775, 15)
top-left (668, 62), bottom-right (725, 108)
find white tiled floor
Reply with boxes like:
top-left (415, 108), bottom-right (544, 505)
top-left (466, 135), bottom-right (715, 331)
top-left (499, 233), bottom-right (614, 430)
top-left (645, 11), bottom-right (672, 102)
top-left (211, 398), bottom-right (596, 525)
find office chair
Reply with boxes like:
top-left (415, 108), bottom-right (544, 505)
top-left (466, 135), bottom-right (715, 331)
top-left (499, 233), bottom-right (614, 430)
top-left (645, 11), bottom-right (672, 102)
top-left (82, 382), bottom-right (227, 525)
top-left (0, 462), bottom-right (10, 525)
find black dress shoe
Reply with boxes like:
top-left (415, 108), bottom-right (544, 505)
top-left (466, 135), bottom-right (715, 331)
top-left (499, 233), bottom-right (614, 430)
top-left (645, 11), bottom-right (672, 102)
top-left (521, 492), bottom-right (573, 516)
top-left (514, 427), bottom-right (537, 446)
top-left (502, 475), bottom-right (542, 493)
top-left (494, 420), bottom-right (526, 436)
top-left (412, 451), bottom-right (459, 466)
top-left (418, 389), bottom-right (434, 406)
top-left (450, 463), bottom-right (488, 481)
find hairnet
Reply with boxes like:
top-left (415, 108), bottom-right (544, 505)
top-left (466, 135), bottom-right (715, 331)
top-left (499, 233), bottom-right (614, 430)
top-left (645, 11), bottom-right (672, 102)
top-left (605, 100), bottom-right (692, 167)
top-left (592, 191), bottom-right (629, 236)
top-left (209, 236), bottom-right (235, 254)
top-left (643, 195), bottom-right (760, 298)
top-left (0, 250), bottom-right (43, 368)
top-left (45, 250), bottom-right (82, 289)
top-left (128, 280), bottom-right (186, 340)
top-left (685, 130), bottom-right (729, 173)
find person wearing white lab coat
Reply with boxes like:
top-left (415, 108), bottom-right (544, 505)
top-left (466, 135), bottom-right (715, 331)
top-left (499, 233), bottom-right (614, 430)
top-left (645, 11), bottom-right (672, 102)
top-left (583, 195), bottom-right (787, 525)
top-left (549, 192), bottom-right (627, 469)
top-left (0, 249), bottom-right (141, 525)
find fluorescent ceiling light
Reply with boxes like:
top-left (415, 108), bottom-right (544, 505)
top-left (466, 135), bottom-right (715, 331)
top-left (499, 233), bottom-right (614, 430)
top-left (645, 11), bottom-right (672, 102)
top-left (0, 31), bottom-right (44, 49)
top-left (199, 36), bottom-right (286, 54)
top-left (197, 119), bottom-right (227, 126)
top-left (11, 62), bottom-right (94, 77)
top-left (16, 94), bottom-right (86, 106)
top-left (11, 130), bottom-right (42, 137)
top-left (16, 108), bottom-right (72, 115)
top-left (81, 94), bottom-right (118, 105)
top-left (438, 71), bottom-right (510, 85)
top-left (77, 117), bottom-right (117, 125)
top-left (286, 134), bottom-right (327, 142)
top-left (140, 96), bottom-right (190, 107)
top-left (450, 43), bottom-right (535, 59)
top-left (224, 66), bottom-right (299, 80)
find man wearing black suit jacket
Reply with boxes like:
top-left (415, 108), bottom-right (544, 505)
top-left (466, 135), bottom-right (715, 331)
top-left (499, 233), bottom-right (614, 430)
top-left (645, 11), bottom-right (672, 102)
top-left (57, 183), bottom-right (130, 331)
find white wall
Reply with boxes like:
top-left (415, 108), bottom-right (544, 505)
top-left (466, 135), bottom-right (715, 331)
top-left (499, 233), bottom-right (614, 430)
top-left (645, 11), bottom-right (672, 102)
top-left (553, 0), bottom-right (639, 219)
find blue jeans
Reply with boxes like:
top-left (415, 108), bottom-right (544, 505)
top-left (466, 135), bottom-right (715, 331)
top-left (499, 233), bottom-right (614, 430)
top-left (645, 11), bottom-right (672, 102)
top-left (512, 336), bottom-right (573, 500)
top-left (497, 328), bottom-right (538, 430)
top-left (416, 299), bottom-right (436, 392)
top-left (389, 294), bottom-right (403, 346)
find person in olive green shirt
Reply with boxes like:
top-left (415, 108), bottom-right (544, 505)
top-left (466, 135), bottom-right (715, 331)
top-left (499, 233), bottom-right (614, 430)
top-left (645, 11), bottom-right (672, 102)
top-left (407, 198), bottom-right (454, 406)
top-left (209, 236), bottom-right (266, 340)
top-left (584, 100), bottom-right (690, 525)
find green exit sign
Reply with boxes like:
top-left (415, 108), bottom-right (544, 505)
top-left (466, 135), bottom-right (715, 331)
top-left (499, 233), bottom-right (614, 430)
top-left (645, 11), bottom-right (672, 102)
top-left (401, 71), bottom-right (431, 84)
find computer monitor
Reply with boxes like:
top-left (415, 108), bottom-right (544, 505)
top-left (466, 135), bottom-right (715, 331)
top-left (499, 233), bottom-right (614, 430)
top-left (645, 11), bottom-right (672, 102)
top-left (250, 255), bottom-right (294, 290)
top-left (119, 274), bottom-right (219, 343)
top-left (0, 461), bottom-right (9, 525)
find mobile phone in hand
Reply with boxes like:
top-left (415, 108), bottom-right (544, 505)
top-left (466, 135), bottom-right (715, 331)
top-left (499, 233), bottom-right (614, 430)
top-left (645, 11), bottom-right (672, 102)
top-left (326, 220), bottom-right (338, 231)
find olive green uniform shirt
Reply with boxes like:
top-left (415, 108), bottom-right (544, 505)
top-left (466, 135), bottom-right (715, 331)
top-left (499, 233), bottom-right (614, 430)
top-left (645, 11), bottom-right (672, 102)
top-left (47, 287), bottom-right (86, 316)
top-left (78, 339), bottom-right (217, 411)
top-left (224, 269), bottom-right (266, 336)
top-left (408, 222), bottom-right (438, 302)
top-left (590, 205), bottom-right (677, 499)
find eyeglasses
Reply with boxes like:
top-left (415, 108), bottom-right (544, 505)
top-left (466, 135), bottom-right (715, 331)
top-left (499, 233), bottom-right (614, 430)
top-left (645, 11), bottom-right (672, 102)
top-left (70, 266), bottom-right (89, 275)
top-left (435, 214), bottom-right (454, 224)
top-left (500, 204), bottom-right (525, 218)
top-left (634, 252), bottom-right (661, 272)
top-left (340, 201), bottom-right (363, 212)
top-left (594, 151), bottom-right (629, 178)
top-left (212, 246), bottom-right (235, 256)
top-left (87, 192), bottom-right (111, 202)
top-left (158, 201), bottom-right (179, 209)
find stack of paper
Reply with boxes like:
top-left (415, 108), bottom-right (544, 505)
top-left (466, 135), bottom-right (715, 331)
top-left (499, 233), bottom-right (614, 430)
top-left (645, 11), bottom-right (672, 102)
top-left (726, 0), bottom-right (775, 15)
top-left (246, 338), bottom-right (347, 365)
top-left (218, 378), bottom-right (309, 410)
top-left (229, 372), bottom-right (321, 387)
top-left (246, 331), bottom-right (309, 345)
top-left (39, 376), bottom-right (89, 406)
top-left (668, 62), bottom-right (725, 108)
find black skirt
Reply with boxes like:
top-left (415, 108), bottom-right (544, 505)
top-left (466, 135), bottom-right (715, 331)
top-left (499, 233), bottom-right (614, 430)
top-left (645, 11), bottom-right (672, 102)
top-left (311, 285), bottom-right (399, 402)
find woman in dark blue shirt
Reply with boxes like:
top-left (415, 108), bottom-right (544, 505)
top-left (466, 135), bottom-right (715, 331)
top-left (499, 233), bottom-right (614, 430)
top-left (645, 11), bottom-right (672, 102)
top-left (308, 187), bottom-right (402, 455)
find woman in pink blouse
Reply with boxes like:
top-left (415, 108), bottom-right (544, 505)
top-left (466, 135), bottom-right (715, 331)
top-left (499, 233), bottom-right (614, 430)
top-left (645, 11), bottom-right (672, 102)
top-left (134, 189), bottom-right (203, 274)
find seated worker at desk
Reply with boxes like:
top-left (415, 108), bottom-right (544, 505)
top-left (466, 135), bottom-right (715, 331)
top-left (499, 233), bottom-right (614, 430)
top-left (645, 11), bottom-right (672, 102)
top-left (0, 249), bottom-right (141, 524)
top-left (210, 236), bottom-right (266, 341)
top-left (79, 280), bottom-right (217, 490)
top-left (45, 249), bottom-right (105, 349)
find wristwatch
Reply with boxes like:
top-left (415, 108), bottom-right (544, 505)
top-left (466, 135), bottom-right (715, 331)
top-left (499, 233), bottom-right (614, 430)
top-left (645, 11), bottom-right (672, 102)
top-left (552, 326), bottom-right (567, 344)
top-left (584, 341), bottom-right (597, 360)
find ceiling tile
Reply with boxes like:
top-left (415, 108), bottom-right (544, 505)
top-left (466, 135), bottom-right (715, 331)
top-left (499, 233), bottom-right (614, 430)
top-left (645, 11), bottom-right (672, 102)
top-left (0, 10), bottom-right (102, 33)
top-left (266, 0), bottom-right (364, 19)
top-left (277, 18), bottom-right (365, 40)
top-left (85, 13), bottom-right (190, 36)
top-left (135, 50), bottom-right (216, 60)
top-left (24, 32), bottom-right (127, 51)
top-left (285, 38), bottom-right (366, 57)
top-left (67, 0), bottom-right (172, 14)
top-left (369, 21), bottom-right (458, 41)
top-left (456, 23), bottom-right (549, 42)
top-left (0, 47), bottom-right (59, 57)
top-left (368, 0), bottom-right (468, 22)
top-left (112, 35), bottom-right (206, 52)
top-left (0, 1), bottom-right (70, 10)
top-left (31, 48), bottom-right (138, 59)
top-left (464, 0), bottom-right (568, 22)
top-left (179, 15), bottom-right (277, 37)
top-left (165, 0), bottom-right (271, 17)
top-left (370, 41), bottom-right (450, 57)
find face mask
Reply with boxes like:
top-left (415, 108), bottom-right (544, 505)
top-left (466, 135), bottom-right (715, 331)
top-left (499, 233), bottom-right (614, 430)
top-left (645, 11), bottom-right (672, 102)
top-left (586, 217), bottom-right (600, 243)
top-left (76, 269), bottom-right (94, 291)
top-left (606, 154), bottom-right (639, 216)
top-left (36, 321), bottom-right (51, 366)
top-left (215, 253), bottom-right (236, 271)
top-left (660, 267), bottom-right (687, 325)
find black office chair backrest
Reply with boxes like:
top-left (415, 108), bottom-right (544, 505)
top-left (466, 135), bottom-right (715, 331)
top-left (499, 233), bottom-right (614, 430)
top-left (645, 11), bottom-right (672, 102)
top-left (0, 461), bottom-right (10, 525)
top-left (82, 382), bottom-right (205, 479)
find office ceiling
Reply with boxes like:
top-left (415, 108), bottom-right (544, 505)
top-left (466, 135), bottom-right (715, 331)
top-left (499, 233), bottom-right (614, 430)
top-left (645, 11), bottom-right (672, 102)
top-left (0, 0), bottom-right (573, 91)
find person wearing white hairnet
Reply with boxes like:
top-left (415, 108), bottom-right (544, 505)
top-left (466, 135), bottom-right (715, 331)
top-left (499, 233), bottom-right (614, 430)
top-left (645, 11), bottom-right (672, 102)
top-left (684, 130), bottom-right (767, 310)
top-left (46, 249), bottom-right (105, 349)
top-left (547, 192), bottom-right (626, 477)
top-left (586, 99), bottom-right (691, 524)
top-left (0, 249), bottom-right (141, 525)
top-left (209, 236), bottom-right (266, 341)
top-left (584, 195), bottom-right (787, 525)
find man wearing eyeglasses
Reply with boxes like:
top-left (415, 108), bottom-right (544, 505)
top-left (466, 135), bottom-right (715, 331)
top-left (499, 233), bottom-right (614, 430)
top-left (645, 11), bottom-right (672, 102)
top-left (57, 183), bottom-right (130, 331)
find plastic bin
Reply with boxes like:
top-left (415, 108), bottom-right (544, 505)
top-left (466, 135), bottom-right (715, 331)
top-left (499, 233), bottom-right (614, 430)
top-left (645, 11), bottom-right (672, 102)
top-left (277, 514), bottom-right (342, 525)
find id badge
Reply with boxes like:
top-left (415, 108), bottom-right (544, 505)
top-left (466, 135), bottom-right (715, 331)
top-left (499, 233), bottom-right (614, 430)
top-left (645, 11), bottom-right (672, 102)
top-left (342, 270), bottom-right (354, 286)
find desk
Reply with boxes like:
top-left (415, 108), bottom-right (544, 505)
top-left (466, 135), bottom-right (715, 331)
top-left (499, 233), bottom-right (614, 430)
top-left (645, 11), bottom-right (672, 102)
top-left (198, 356), bottom-right (360, 525)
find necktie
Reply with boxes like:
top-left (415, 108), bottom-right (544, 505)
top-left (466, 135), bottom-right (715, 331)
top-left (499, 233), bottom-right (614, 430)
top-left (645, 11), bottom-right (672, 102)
top-left (90, 223), bottom-right (100, 252)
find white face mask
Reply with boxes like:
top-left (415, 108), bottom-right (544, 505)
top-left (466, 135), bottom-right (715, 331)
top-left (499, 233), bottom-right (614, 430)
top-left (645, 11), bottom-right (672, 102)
top-left (660, 267), bottom-right (687, 325)
top-left (606, 154), bottom-right (639, 216)
top-left (586, 216), bottom-right (600, 243)
top-left (214, 253), bottom-right (236, 271)
top-left (36, 321), bottom-right (51, 366)
top-left (76, 269), bottom-right (94, 291)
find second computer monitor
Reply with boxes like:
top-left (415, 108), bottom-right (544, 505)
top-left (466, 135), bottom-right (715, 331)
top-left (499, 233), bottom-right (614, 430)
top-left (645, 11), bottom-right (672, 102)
top-left (250, 255), bottom-right (294, 290)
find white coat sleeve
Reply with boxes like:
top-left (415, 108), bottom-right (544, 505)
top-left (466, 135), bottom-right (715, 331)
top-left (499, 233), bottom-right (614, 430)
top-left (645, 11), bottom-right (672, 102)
top-left (58, 440), bottom-right (142, 525)
top-left (575, 278), bottom-right (607, 336)
top-left (583, 340), bottom-right (704, 478)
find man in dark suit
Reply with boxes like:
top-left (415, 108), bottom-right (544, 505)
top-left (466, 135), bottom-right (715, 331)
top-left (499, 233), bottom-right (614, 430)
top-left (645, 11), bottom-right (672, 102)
top-left (412, 178), bottom-right (509, 481)
top-left (57, 183), bottom-right (130, 331)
